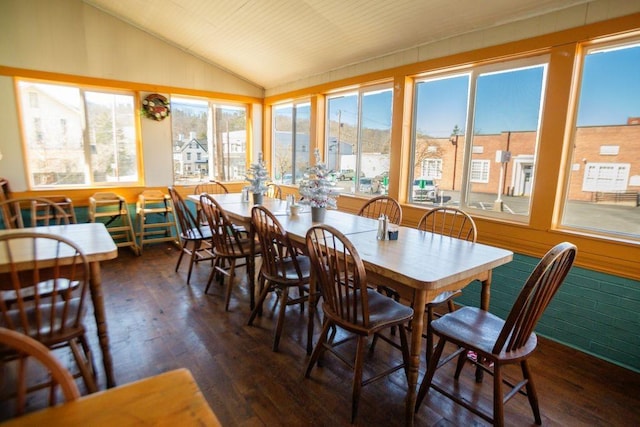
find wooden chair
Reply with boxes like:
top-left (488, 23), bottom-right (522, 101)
top-left (0, 327), bottom-right (80, 418)
top-left (199, 194), bottom-right (257, 311)
top-left (0, 197), bottom-right (71, 229)
top-left (167, 187), bottom-right (214, 285)
top-left (135, 190), bottom-right (179, 254)
top-left (194, 180), bottom-right (229, 225)
top-left (266, 183), bottom-right (283, 200)
top-left (89, 192), bottom-right (139, 255)
top-left (417, 206), bottom-right (478, 361)
top-left (31, 196), bottom-right (77, 226)
top-left (0, 232), bottom-right (99, 400)
top-left (304, 224), bottom-right (414, 423)
top-left (193, 180), bottom-right (229, 196)
top-left (247, 206), bottom-right (311, 351)
top-left (357, 195), bottom-right (402, 224)
top-left (416, 242), bottom-right (577, 427)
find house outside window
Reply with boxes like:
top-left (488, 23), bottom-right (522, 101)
top-left (172, 97), bottom-right (247, 184)
top-left (411, 57), bottom-right (547, 215)
top-left (326, 84), bottom-right (393, 197)
top-left (17, 80), bottom-right (138, 187)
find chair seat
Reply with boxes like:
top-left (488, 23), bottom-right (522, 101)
top-left (431, 306), bottom-right (538, 361)
top-left (267, 255), bottom-right (312, 282)
top-left (1, 279), bottom-right (79, 304)
top-left (325, 289), bottom-right (413, 334)
top-left (183, 226), bottom-right (212, 240)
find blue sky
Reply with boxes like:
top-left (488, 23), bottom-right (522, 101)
top-left (326, 42), bottom-right (639, 137)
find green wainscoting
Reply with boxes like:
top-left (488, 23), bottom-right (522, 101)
top-left (456, 253), bottom-right (640, 373)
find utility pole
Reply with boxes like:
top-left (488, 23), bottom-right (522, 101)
top-left (337, 110), bottom-right (342, 171)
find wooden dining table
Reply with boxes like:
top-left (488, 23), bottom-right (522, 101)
top-left (0, 223), bottom-right (119, 388)
top-left (0, 368), bottom-right (221, 426)
top-left (190, 194), bottom-right (514, 426)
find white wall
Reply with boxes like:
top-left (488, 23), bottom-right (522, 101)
top-left (0, 0), bottom-right (264, 190)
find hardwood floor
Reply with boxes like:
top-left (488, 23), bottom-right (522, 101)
top-left (42, 244), bottom-right (640, 425)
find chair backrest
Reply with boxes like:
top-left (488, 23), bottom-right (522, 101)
top-left (0, 178), bottom-right (11, 202)
top-left (305, 225), bottom-right (371, 329)
top-left (251, 205), bottom-right (304, 282)
top-left (168, 186), bottom-right (203, 239)
top-left (194, 180), bottom-right (229, 195)
top-left (31, 196), bottom-right (77, 226)
top-left (417, 207), bottom-right (477, 242)
top-left (0, 232), bottom-right (91, 344)
top-left (266, 183), bottom-right (283, 200)
top-left (0, 198), bottom-right (71, 229)
top-left (357, 196), bottom-right (402, 225)
top-left (493, 242), bottom-right (577, 354)
top-left (0, 327), bottom-right (80, 416)
top-left (199, 194), bottom-right (245, 256)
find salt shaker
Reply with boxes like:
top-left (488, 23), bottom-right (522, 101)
top-left (377, 214), bottom-right (388, 240)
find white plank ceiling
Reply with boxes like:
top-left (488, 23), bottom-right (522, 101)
top-left (83, 0), bottom-right (594, 90)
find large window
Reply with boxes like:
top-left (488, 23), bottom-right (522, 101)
top-left (561, 39), bottom-right (640, 239)
top-left (411, 57), bottom-right (547, 218)
top-left (272, 101), bottom-right (310, 185)
top-left (17, 80), bottom-right (138, 187)
top-left (326, 85), bottom-right (393, 197)
top-left (172, 97), bottom-right (247, 184)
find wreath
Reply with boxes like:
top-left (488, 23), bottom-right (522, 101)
top-left (142, 93), bottom-right (170, 121)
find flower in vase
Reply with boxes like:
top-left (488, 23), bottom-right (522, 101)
top-left (298, 149), bottom-right (339, 208)
top-left (245, 153), bottom-right (270, 194)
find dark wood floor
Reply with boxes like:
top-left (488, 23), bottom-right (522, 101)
top-left (70, 243), bottom-right (640, 425)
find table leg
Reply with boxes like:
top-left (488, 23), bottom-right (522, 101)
top-left (475, 270), bottom-right (493, 382)
top-left (89, 261), bottom-right (116, 388)
top-left (306, 270), bottom-right (316, 355)
top-left (406, 289), bottom-right (426, 426)
top-left (248, 223), bottom-right (256, 310)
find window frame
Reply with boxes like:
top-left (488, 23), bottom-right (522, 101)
top-left (16, 78), bottom-right (141, 189)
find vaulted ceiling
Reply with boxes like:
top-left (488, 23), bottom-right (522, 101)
top-left (84, 0), bottom-right (594, 90)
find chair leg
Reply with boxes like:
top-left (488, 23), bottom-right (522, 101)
top-left (351, 335), bottom-right (367, 423)
top-left (175, 242), bottom-right (186, 272)
top-left (454, 348), bottom-right (468, 379)
top-left (416, 337), bottom-right (447, 413)
top-left (493, 364), bottom-right (505, 427)
top-left (186, 240), bottom-right (201, 285)
top-left (224, 260), bottom-right (236, 311)
top-left (426, 305), bottom-right (435, 364)
top-left (305, 320), bottom-right (332, 378)
top-left (69, 338), bottom-right (97, 393)
top-left (397, 321), bottom-right (411, 382)
top-left (248, 279), bottom-right (271, 326)
top-left (522, 360), bottom-right (542, 425)
top-left (273, 286), bottom-right (289, 352)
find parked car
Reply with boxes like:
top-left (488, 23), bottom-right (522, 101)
top-left (412, 177), bottom-right (438, 201)
top-left (339, 169), bottom-right (356, 181)
top-left (358, 177), bottom-right (373, 193)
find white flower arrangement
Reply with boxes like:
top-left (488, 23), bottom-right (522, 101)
top-left (298, 149), bottom-right (339, 208)
top-left (245, 153), bottom-right (270, 194)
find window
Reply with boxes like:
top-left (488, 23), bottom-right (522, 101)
top-left (172, 97), bottom-right (247, 184)
top-left (272, 101), bottom-right (310, 185)
top-left (421, 159), bottom-right (442, 179)
top-left (411, 57), bottom-right (547, 216)
top-left (17, 80), bottom-right (138, 187)
top-left (326, 85), bottom-right (392, 197)
top-left (561, 37), bottom-right (640, 240)
top-left (470, 160), bottom-right (490, 183)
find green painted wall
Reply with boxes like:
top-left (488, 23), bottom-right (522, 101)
top-left (457, 253), bottom-right (640, 373)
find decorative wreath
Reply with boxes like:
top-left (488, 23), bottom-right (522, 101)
top-left (142, 93), bottom-right (170, 121)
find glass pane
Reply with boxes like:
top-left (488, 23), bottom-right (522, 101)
top-left (273, 104), bottom-right (294, 184)
top-left (171, 97), bottom-right (209, 184)
top-left (327, 93), bottom-right (358, 193)
top-left (466, 64), bottom-right (546, 217)
top-left (85, 91), bottom-right (137, 183)
top-left (214, 105), bottom-right (246, 181)
top-left (412, 75), bottom-right (469, 205)
top-left (293, 103), bottom-right (311, 183)
top-left (562, 41), bottom-right (640, 239)
top-left (357, 88), bottom-right (392, 196)
top-left (18, 82), bottom-right (87, 186)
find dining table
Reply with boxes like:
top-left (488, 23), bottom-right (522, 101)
top-left (0, 223), bottom-right (119, 389)
top-left (0, 368), bottom-right (221, 426)
top-left (189, 194), bottom-right (514, 426)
